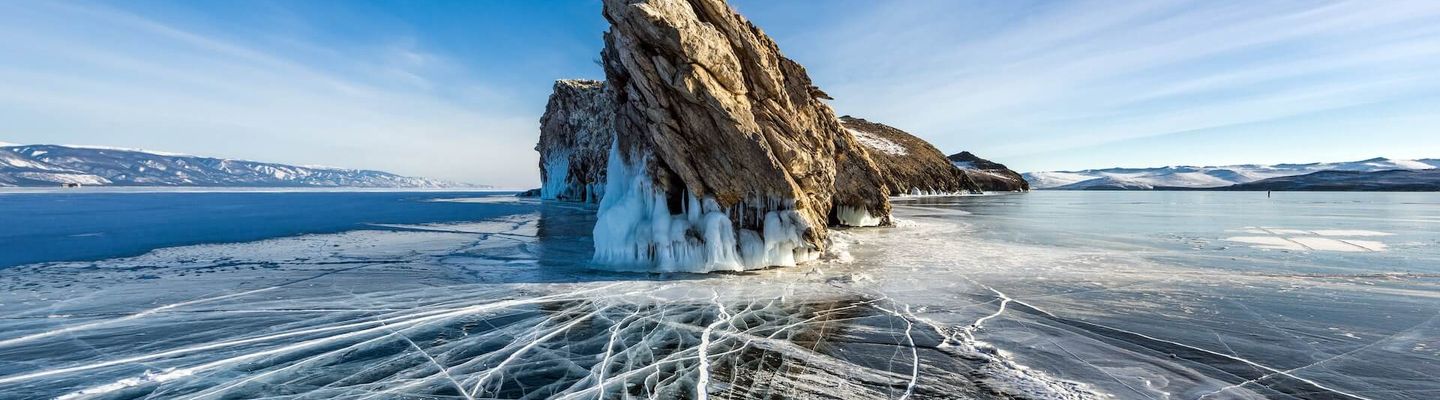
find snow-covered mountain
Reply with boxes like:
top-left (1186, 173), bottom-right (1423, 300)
top-left (0, 144), bottom-right (478, 188)
top-left (1023, 157), bottom-right (1440, 190)
top-left (1221, 169), bottom-right (1440, 191)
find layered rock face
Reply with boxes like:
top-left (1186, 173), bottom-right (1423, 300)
top-left (536, 79), bottom-right (614, 203)
top-left (948, 151), bottom-right (1031, 192)
top-left (839, 116), bottom-right (982, 196)
top-left (592, 0), bottom-right (892, 272)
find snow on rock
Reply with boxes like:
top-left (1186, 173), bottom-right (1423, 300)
top-left (847, 129), bottom-right (907, 156)
top-left (537, 79), bottom-right (613, 202)
top-left (839, 116), bottom-right (984, 196)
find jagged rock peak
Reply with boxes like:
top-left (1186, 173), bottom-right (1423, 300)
top-left (840, 116), bottom-right (982, 196)
top-left (593, 0), bottom-right (892, 272)
top-left (537, 79), bottom-right (614, 203)
top-left (948, 151), bottom-right (1009, 170)
top-left (948, 151), bottom-right (1030, 192)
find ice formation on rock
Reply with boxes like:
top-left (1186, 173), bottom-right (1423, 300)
top-left (537, 79), bottom-right (613, 202)
top-left (592, 142), bottom-right (819, 272)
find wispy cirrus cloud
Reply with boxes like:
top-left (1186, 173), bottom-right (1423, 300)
top-left (0, 1), bottom-right (560, 186)
top-left (3, 0), bottom-right (1436, 181)
top-left (760, 0), bottom-right (1440, 170)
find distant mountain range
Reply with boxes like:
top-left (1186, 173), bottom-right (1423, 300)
top-left (1024, 157), bottom-right (1440, 191)
top-left (0, 144), bottom-right (479, 188)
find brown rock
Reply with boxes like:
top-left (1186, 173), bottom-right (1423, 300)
top-left (593, 0), bottom-right (892, 271)
top-left (948, 151), bottom-right (1031, 191)
top-left (839, 116), bottom-right (982, 196)
top-left (537, 79), bottom-right (614, 203)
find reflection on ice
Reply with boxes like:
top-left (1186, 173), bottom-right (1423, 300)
top-left (2, 192), bottom-right (1437, 399)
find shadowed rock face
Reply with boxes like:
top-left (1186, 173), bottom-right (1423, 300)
top-left (537, 79), bottom-right (613, 203)
top-left (840, 116), bottom-right (982, 196)
top-left (593, 0), bottom-right (892, 270)
top-left (948, 151), bottom-right (1030, 192)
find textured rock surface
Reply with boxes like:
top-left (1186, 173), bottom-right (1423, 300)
top-left (593, 0), bottom-right (892, 271)
top-left (840, 116), bottom-right (982, 196)
top-left (536, 79), bottom-right (614, 202)
top-left (948, 151), bottom-right (1030, 192)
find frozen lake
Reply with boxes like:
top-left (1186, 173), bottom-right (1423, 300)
top-left (0, 190), bottom-right (1435, 399)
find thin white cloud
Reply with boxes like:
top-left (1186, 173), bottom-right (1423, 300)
top-left (0, 1), bottom-right (540, 187)
top-left (788, 0), bottom-right (1440, 170)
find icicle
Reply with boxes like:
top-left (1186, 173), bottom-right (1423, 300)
top-left (590, 138), bottom-right (819, 273)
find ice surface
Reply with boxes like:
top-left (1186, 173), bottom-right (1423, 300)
top-left (1, 191), bottom-right (1436, 399)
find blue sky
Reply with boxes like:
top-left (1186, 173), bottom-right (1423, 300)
top-left (2, 0), bottom-right (1438, 186)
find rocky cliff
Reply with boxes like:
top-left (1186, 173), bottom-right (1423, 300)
top-left (839, 116), bottom-right (982, 196)
top-left (536, 79), bottom-right (614, 202)
top-left (948, 151), bottom-right (1030, 192)
top-left (592, 0), bottom-right (893, 272)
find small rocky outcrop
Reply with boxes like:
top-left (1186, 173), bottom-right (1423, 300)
top-left (592, 0), bottom-right (893, 272)
top-left (840, 116), bottom-right (982, 196)
top-left (536, 79), bottom-right (614, 203)
top-left (948, 151), bottom-right (1030, 191)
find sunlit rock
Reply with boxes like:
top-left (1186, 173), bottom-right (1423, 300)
top-left (591, 0), bottom-right (893, 271)
top-left (948, 151), bottom-right (1030, 192)
top-left (840, 116), bottom-right (984, 196)
top-left (537, 79), bottom-right (614, 203)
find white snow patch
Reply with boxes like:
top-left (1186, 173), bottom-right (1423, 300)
top-left (1288, 237), bottom-right (1383, 252)
top-left (1225, 228), bottom-right (1390, 252)
top-left (1310, 230), bottom-right (1393, 237)
top-left (1, 156), bottom-right (51, 169)
top-left (57, 368), bottom-right (194, 400)
top-left (1224, 236), bottom-right (1308, 251)
top-left (427, 196), bottom-right (526, 204)
top-left (14, 172), bottom-right (111, 185)
top-left (848, 129), bottom-right (907, 156)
